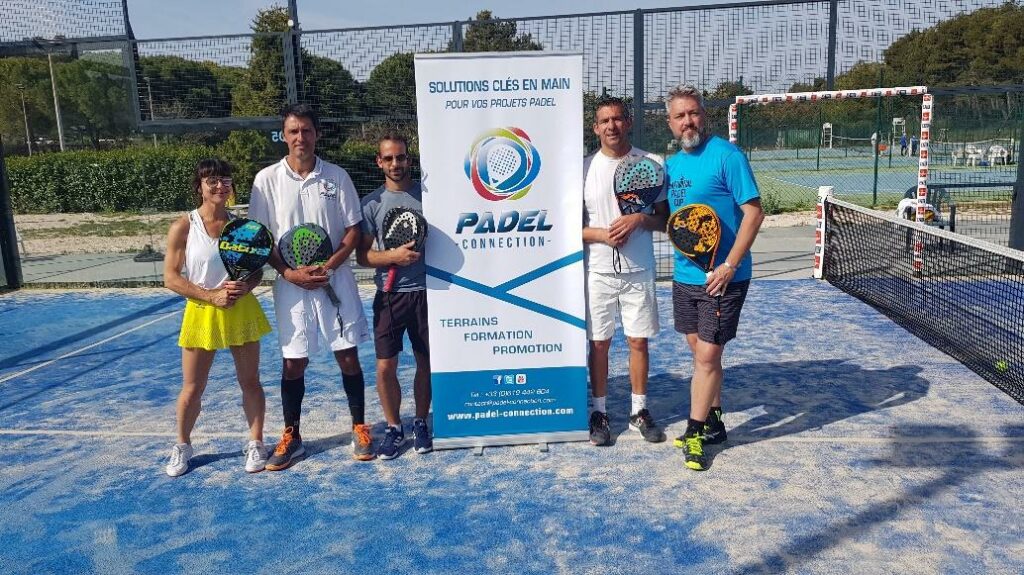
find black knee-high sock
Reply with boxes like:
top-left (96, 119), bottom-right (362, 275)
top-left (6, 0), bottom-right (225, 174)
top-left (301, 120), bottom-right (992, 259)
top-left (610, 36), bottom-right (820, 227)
top-left (342, 371), bottom-right (366, 426)
top-left (281, 375), bottom-right (305, 430)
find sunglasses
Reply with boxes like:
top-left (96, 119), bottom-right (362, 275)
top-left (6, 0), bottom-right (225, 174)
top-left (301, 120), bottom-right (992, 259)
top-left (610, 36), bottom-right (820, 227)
top-left (379, 154), bottom-right (409, 164)
top-left (203, 177), bottom-right (234, 187)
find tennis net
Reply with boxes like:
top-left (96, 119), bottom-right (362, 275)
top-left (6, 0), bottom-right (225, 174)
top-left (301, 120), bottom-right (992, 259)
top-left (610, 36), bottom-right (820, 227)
top-left (822, 196), bottom-right (1024, 404)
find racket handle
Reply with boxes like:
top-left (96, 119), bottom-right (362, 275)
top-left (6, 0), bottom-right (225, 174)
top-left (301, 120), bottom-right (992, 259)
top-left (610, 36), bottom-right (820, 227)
top-left (384, 265), bottom-right (397, 293)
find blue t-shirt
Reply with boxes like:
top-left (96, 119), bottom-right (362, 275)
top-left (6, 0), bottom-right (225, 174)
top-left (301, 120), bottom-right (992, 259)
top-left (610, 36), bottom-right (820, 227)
top-left (665, 136), bottom-right (759, 285)
top-left (360, 183), bottom-right (426, 292)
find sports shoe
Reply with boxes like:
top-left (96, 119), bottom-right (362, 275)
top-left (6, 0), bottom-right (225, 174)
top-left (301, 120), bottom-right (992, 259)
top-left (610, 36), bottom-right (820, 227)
top-left (265, 426), bottom-right (305, 471)
top-left (243, 440), bottom-right (267, 473)
top-left (628, 409), bottom-right (667, 443)
top-left (352, 424), bottom-right (375, 461)
top-left (702, 410), bottom-right (728, 445)
top-left (377, 425), bottom-right (406, 460)
top-left (681, 433), bottom-right (708, 471)
top-left (165, 442), bottom-right (193, 477)
top-left (413, 419), bottom-right (433, 454)
top-left (589, 411), bottom-right (611, 446)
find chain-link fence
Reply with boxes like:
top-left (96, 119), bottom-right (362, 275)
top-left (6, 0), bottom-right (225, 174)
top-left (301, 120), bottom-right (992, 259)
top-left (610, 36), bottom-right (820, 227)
top-left (1, 0), bottom-right (1021, 285)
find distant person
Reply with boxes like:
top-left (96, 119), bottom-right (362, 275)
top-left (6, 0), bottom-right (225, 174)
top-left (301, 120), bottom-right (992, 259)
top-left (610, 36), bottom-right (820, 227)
top-left (664, 84), bottom-right (765, 471)
top-left (163, 158), bottom-right (272, 477)
top-left (871, 132), bottom-right (879, 156)
top-left (581, 97), bottom-right (669, 447)
top-left (248, 104), bottom-right (374, 469)
top-left (910, 136), bottom-right (918, 157)
top-left (356, 134), bottom-right (433, 459)
top-left (900, 134), bottom-right (908, 156)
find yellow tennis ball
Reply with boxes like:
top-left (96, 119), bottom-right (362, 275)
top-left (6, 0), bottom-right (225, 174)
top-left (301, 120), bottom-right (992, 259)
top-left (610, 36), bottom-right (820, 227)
top-left (995, 360), bottom-right (1009, 374)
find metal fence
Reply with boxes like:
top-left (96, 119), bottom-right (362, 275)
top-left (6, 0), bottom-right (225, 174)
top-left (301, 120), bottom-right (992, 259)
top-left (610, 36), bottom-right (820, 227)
top-left (1, 0), bottom-right (1021, 286)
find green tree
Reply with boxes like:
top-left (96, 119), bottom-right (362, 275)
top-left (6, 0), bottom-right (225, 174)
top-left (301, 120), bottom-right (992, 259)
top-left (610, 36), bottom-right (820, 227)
top-left (453, 11), bottom-right (543, 52)
top-left (364, 52), bottom-right (416, 117)
top-left (232, 7), bottom-right (290, 116)
top-left (138, 55), bottom-right (240, 119)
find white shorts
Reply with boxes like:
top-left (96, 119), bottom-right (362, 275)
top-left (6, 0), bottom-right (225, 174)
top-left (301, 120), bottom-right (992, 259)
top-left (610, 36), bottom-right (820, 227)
top-left (585, 269), bottom-right (659, 341)
top-left (273, 265), bottom-right (370, 358)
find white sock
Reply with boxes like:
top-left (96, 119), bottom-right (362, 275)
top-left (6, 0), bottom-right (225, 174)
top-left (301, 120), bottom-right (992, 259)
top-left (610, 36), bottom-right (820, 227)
top-left (592, 396), bottom-right (606, 414)
top-left (388, 423), bottom-right (402, 434)
top-left (631, 393), bottom-right (646, 415)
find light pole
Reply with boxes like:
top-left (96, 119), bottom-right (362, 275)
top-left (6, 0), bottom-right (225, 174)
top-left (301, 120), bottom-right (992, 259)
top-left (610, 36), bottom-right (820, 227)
top-left (16, 84), bottom-right (31, 156)
top-left (144, 76), bottom-right (157, 147)
top-left (47, 51), bottom-right (65, 151)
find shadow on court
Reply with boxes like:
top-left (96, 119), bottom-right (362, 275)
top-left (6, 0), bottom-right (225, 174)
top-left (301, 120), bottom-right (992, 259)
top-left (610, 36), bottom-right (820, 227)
top-left (735, 424), bottom-right (1024, 574)
top-left (605, 360), bottom-right (930, 444)
top-left (0, 295), bottom-right (179, 371)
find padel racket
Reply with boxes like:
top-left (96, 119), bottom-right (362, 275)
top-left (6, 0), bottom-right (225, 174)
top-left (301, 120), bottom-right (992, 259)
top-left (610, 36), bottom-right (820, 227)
top-left (610, 155), bottom-right (665, 273)
top-left (667, 203), bottom-right (723, 294)
top-left (613, 155), bottom-right (665, 216)
top-left (218, 218), bottom-right (273, 282)
top-left (486, 144), bottom-right (522, 186)
top-left (278, 222), bottom-right (344, 324)
top-left (380, 207), bottom-right (428, 292)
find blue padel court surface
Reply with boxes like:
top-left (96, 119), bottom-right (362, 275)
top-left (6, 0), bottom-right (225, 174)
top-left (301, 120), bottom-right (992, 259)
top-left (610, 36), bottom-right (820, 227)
top-left (1, 281), bottom-right (1022, 574)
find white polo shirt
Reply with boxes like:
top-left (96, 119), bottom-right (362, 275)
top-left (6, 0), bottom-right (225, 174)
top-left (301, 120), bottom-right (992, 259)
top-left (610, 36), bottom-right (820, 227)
top-left (248, 156), bottom-right (363, 268)
top-left (583, 146), bottom-right (666, 274)
top-left (248, 156), bottom-right (370, 356)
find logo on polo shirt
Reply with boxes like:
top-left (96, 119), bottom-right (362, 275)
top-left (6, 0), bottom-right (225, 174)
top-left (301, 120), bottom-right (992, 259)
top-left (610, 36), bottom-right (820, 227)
top-left (319, 179), bottom-right (338, 200)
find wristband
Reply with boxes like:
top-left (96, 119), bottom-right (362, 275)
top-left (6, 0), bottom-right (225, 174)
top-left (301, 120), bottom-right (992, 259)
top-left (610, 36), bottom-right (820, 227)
top-left (722, 261), bottom-right (736, 271)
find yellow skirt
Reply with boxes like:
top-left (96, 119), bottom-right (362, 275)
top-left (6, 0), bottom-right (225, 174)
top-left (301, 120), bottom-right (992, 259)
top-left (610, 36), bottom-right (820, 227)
top-left (178, 292), bottom-right (272, 350)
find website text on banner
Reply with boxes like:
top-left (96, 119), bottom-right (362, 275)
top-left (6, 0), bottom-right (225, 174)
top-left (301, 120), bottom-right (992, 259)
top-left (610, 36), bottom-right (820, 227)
top-left (414, 52), bottom-right (588, 449)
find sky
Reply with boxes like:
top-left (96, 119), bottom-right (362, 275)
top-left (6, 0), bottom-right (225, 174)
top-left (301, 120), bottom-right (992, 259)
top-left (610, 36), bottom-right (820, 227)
top-left (126, 0), bottom-right (726, 38)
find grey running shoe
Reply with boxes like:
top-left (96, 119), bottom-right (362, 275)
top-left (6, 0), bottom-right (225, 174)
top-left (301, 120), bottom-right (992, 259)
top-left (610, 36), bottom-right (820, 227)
top-left (352, 424), bottom-right (375, 461)
top-left (628, 409), bottom-right (666, 443)
top-left (265, 426), bottom-right (305, 471)
top-left (589, 411), bottom-right (611, 446)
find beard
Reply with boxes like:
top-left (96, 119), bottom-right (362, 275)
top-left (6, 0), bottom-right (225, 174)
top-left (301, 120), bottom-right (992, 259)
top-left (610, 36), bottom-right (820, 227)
top-left (679, 130), bottom-right (702, 150)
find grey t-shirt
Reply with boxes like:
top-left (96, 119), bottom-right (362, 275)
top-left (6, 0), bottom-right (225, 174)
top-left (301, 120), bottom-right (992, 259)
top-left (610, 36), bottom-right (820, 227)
top-left (360, 182), bottom-right (426, 291)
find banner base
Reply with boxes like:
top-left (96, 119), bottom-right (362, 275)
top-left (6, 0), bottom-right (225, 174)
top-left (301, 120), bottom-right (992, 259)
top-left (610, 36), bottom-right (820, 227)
top-left (434, 430), bottom-right (588, 451)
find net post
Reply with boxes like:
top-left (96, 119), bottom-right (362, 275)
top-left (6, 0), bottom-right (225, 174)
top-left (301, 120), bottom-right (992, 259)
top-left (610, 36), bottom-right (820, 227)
top-left (814, 186), bottom-right (833, 280)
top-left (914, 92), bottom-right (933, 277)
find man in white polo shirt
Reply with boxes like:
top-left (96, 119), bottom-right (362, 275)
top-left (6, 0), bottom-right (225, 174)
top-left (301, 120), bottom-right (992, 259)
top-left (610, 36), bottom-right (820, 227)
top-left (582, 97), bottom-right (668, 447)
top-left (248, 104), bottom-right (374, 469)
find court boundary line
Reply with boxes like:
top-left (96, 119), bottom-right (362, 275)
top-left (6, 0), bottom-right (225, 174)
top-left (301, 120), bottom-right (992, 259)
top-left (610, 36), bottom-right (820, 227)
top-left (0, 287), bottom-right (273, 385)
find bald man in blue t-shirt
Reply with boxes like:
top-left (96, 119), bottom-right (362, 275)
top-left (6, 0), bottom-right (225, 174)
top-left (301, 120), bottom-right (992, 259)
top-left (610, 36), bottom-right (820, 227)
top-left (664, 84), bottom-right (764, 472)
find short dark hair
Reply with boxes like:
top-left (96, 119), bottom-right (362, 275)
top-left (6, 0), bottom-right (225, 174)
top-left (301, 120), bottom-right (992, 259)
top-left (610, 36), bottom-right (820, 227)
top-left (594, 96), bottom-right (630, 121)
top-left (281, 103), bottom-right (320, 132)
top-left (377, 133), bottom-right (409, 155)
top-left (191, 158), bottom-right (233, 206)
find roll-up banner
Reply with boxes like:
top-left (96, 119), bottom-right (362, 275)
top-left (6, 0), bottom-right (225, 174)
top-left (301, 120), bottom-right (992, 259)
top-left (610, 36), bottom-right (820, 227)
top-left (414, 52), bottom-right (588, 449)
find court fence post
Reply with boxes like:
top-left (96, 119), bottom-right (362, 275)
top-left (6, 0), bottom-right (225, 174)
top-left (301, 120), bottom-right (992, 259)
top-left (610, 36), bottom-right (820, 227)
top-left (0, 136), bottom-right (24, 290)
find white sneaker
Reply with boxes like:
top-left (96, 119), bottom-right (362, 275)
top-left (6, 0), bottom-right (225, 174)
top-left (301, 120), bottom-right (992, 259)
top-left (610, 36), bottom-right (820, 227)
top-left (165, 443), bottom-right (193, 477)
top-left (243, 440), bottom-right (267, 473)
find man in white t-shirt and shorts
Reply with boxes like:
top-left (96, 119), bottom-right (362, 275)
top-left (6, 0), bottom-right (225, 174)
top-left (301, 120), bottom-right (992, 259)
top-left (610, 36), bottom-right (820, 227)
top-left (248, 104), bottom-right (374, 469)
top-left (582, 97), bottom-right (669, 446)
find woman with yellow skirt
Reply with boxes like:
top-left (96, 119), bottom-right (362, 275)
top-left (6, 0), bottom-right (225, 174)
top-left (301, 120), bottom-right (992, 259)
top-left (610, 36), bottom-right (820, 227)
top-left (162, 159), bottom-right (272, 476)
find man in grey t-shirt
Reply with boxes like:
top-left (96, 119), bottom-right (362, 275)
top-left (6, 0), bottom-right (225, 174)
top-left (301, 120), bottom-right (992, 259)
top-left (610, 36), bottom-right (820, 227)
top-left (356, 134), bottom-right (431, 459)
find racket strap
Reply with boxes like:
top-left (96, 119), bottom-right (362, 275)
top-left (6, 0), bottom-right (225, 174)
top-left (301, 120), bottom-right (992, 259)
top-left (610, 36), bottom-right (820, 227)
top-left (612, 248), bottom-right (622, 275)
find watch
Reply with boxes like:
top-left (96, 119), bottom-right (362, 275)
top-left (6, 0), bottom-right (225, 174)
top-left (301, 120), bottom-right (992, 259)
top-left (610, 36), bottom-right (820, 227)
top-left (722, 261), bottom-right (736, 271)
top-left (325, 267), bottom-right (335, 278)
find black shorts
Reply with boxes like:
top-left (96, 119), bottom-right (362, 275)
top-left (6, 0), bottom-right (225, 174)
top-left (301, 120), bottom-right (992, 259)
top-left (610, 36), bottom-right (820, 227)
top-left (672, 280), bottom-right (750, 345)
top-left (372, 290), bottom-right (429, 359)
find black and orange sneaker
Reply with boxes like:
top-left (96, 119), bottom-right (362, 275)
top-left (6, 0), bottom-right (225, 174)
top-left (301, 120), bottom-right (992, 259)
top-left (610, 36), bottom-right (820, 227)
top-left (352, 424), bottom-right (375, 461)
top-left (265, 426), bottom-right (305, 471)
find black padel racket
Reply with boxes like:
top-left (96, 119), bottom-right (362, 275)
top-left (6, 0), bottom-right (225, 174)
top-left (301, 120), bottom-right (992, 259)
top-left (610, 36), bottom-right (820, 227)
top-left (668, 203), bottom-right (725, 343)
top-left (613, 155), bottom-right (665, 216)
top-left (218, 218), bottom-right (273, 282)
top-left (380, 207), bottom-right (427, 292)
top-left (668, 203), bottom-right (723, 293)
top-left (278, 223), bottom-right (344, 324)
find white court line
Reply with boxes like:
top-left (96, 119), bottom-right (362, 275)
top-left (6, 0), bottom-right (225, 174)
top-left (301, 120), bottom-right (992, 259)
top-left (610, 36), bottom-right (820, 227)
top-left (0, 428), bottom-right (1020, 443)
top-left (0, 287), bottom-right (273, 385)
